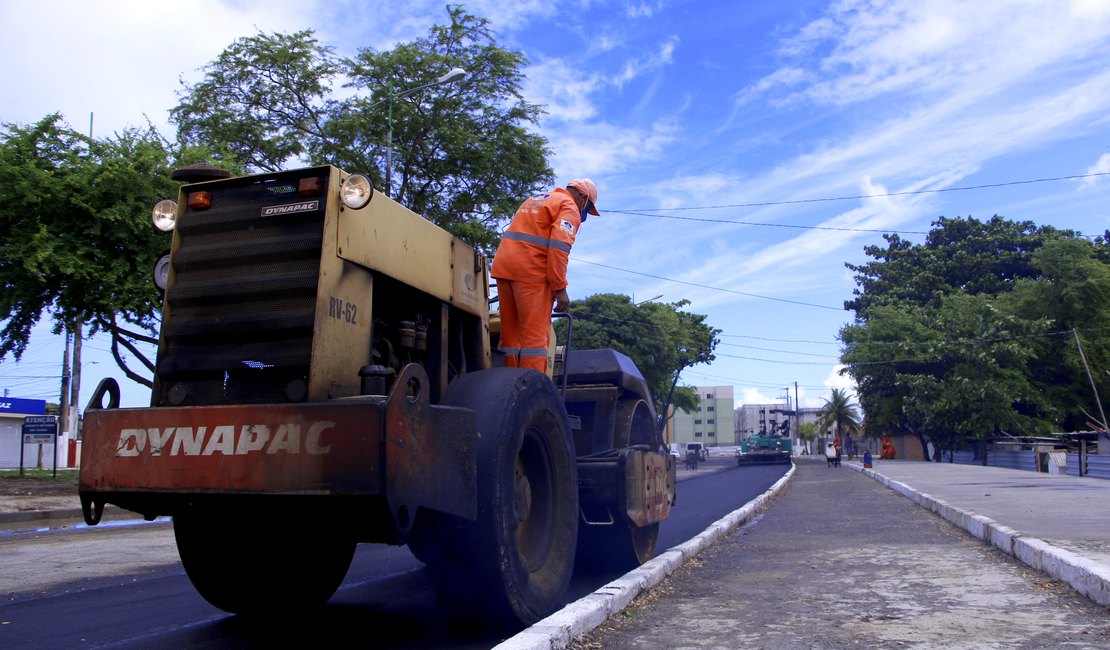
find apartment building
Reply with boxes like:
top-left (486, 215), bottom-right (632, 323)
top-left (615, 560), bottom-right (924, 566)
top-left (666, 386), bottom-right (735, 449)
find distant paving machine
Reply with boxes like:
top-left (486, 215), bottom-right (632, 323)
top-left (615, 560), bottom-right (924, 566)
top-left (736, 430), bottom-right (793, 465)
top-left (78, 164), bottom-right (676, 629)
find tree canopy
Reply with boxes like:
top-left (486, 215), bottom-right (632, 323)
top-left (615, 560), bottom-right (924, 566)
top-left (171, 30), bottom-right (338, 173)
top-left (0, 115), bottom-right (187, 384)
top-left (840, 215), bottom-right (1109, 458)
top-left (171, 5), bottom-right (552, 254)
top-left (555, 294), bottom-right (720, 418)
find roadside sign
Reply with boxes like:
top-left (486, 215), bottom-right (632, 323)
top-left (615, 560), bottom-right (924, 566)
top-left (20, 415), bottom-right (59, 477)
top-left (21, 415), bottom-right (58, 440)
top-left (23, 415), bottom-right (57, 425)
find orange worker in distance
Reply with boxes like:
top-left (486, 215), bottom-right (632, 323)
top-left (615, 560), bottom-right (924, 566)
top-left (490, 178), bottom-right (600, 373)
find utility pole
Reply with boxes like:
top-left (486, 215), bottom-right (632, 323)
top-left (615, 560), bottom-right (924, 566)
top-left (794, 381), bottom-right (800, 454)
top-left (54, 331), bottom-right (71, 469)
top-left (70, 324), bottom-right (82, 434)
top-left (59, 332), bottom-right (71, 429)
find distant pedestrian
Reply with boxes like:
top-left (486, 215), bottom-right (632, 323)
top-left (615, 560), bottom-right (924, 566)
top-left (881, 435), bottom-right (896, 459)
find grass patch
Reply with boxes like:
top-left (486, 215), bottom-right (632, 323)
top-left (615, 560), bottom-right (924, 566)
top-left (0, 468), bottom-right (78, 481)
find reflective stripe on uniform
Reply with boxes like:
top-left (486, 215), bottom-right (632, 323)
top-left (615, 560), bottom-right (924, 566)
top-left (498, 346), bottom-right (520, 355)
top-left (503, 230), bottom-right (572, 253)
top-left (518, 347), bottom-right (548, 358)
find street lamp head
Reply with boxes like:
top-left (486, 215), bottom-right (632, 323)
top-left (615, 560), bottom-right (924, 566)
top-left (382, 67), bottom-right (467, 199)
top-left (437, 67), bottom-right (467, 84)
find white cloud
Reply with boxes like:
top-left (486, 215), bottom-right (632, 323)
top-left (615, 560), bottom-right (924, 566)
top-left (822, 365), bottom-right (856, 399)
top-left (748, 0), bottom-right (1110, 108)
top-left (650, 172), bottom-right (739, 209)
top-left (610, 36), bottom-right (679, 88)
top-left (739, 387), bottom-right (778, 405)
top-left (547, 119), bottom-right (678, 178)
top-left (524, 33), bottom-right (678, 124)
top-left (1079, 153), bottom-right (1110, 189)
top-left (524, 58), bottom-right (604, 122)
top-left (626, 2), bottom-right (661, 19)
top-left (0, 0), bottom-right (565, 139)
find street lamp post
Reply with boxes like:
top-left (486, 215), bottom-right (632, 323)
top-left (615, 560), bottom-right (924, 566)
top-left (378, 67), bottom-right (466, 197)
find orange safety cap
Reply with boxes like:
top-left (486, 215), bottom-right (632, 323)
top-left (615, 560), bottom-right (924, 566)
top-left (567, 178), bottom-right (600, 215)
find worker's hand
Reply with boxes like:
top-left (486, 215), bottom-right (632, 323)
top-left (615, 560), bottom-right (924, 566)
top-left (553, 288), bottom-right (570, 313)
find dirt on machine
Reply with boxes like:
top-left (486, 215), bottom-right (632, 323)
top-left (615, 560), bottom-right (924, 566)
top-left (78, 164), bottom-right (676, 630)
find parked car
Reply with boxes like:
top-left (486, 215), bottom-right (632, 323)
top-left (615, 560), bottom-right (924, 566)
top-left (686, 442), bottom-right (708, 461)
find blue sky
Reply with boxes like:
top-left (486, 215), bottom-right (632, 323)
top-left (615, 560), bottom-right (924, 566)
top-left (2, 0), bottom-right (1109, 416)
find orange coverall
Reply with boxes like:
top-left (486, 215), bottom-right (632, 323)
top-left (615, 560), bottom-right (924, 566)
top-left (490, 188), bottom-right (581, 373)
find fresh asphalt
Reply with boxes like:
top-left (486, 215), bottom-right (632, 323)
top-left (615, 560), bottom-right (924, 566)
top-left (498, 456), bottom-right (1110, 649)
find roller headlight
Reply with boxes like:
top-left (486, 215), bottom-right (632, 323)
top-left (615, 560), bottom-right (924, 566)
top-left (340, 174), bottom-right (374, 210)
top-left (153, 252), bottom-right (172, 292)
top-left (152, 199), bottom-right (178, 232)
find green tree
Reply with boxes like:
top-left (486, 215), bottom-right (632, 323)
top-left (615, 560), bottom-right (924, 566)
top-left (841, 215), bottom-right (1108, 458)
top-left (171, 29), bottom-right (338, 173)
top-left (797, 421), bottom-right (819, 455)
top-left (555, 294), bottom-right (720, 418)
top-left (0, 115), bottom-right (181, 385)
top-left (841, 304), bottom-right (932, 441)
top-left (816, 388), bottom-right (862, 443)
top-left (1007, 238), bottom-right (1110, 430)
top-left (845, 216), bottom-right (1072, 314)
top-left (171, 6), bottom-right (553, 254)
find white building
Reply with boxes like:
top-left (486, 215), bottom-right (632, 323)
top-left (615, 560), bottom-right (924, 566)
top-left (667, 386), bottom-right (735, 449)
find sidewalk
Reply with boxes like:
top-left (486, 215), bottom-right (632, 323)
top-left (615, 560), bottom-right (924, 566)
top-left (501, 452), bottom-right (1110, 643)
top-left (852, 458), bottom-right (1110, 608)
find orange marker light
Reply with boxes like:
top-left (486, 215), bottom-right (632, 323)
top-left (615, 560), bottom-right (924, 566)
top-left (299, 177), bottom-right (323, 196)
top-left (187, 191), bottom-right (212, 210)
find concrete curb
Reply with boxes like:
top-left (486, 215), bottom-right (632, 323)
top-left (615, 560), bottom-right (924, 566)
top-left (493, 463), bottom-right (797, 650)
top-left (0, 507), bottom-right (86, 524)
top-left (0, 506), bottom-right (136, 525)
top-left (849, 462), bottom-right (1110, 608)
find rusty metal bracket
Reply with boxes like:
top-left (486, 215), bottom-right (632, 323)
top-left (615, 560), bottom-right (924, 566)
top-left (80, 493), bottom-right (104, 526)
top-left (384, 364), bottom-right (477, 535)
top-left (86, 378), bottom-right (121, 411)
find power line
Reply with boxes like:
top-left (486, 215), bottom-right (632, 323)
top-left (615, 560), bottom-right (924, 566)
top-left (608, 172), bottom-right (1110, 230)
top-left (682, 368), bottom-right (832, 391)
top-left (718, 341), bottom-right (840, 358)
top-left (576, 259), bottom-right (844, 310)
top-left (719, 334), bottom-right (839, 345)
top-left (715, 352), bottom-right (836, 366)
top-left (609, 208), bottom-right (924, 232)
top-left (842, 328), bottom-right (1075, 351)
top-left (837, 330), bottom-right (1077, 367)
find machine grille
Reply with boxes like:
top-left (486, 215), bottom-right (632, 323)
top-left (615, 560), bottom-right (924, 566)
top-left (156, 168), bottom-right (330, 405)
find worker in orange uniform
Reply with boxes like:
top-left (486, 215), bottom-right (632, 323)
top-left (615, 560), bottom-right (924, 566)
top-left (881, 435), bottom-right (896, 459)
top-left (490, 178), bottom-right (600, 373)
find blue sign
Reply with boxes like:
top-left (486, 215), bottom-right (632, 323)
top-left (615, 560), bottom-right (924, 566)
top-left (22, 415), bottom-right (58, 442)
top-left (0, 397), bottom-right (47, 416)
top-left (23, 415), bottom-right (57, 425)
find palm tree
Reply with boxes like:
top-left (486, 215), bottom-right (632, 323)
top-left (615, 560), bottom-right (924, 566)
top-left (817, 388), bottom-right (862, 453)
top-left (797, 421), bottom-right (819, 455)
